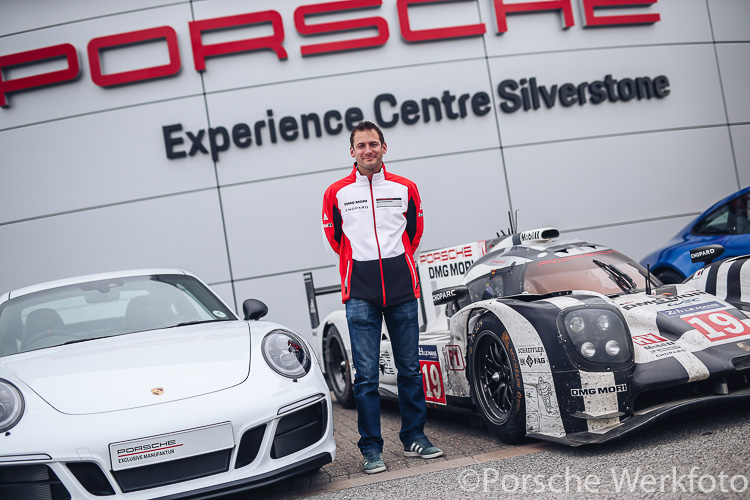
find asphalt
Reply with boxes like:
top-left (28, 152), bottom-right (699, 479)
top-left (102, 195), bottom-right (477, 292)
top-left (244, 395), bottom-right (553, 498)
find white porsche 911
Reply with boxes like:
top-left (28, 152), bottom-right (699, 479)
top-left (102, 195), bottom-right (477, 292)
top-left (0, 269), bottom-right (334, 499)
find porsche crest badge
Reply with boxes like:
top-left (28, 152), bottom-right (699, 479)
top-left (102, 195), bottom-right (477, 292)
top-left (151, 387), bottom-right (164, 396)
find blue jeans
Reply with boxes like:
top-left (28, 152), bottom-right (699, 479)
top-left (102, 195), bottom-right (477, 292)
top-left (345, 298), bottom-right (427, 455)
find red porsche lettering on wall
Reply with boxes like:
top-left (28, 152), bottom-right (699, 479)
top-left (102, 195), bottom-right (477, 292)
top-left (0, 0), bottom-right (660, 107)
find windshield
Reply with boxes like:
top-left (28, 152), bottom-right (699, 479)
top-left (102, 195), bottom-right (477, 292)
top-left (467, 249), bottom-right (654, 301)
top-left (0, 274), bottom-right (236, 357)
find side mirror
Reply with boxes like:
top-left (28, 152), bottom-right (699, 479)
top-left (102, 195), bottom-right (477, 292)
top-left (432, 285), bottom-right (469, 306)
top-left (242, 299), bottom-right (268, 321)
top-left (689, 245), bottom-right (724, 266)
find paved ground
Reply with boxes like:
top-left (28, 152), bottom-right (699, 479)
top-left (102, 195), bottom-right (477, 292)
top-left (244, 396), bottom-right (521, 498)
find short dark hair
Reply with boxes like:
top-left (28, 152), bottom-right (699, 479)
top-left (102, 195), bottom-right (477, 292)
top-left (350, 121), bottom-right (385, 148)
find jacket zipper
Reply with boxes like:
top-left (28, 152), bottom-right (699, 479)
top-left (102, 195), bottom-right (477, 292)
top-left (369, 178), bottom-right (387, 306)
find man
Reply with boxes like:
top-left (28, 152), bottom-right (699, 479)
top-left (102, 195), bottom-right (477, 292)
top-left (322, 121), bottom-right (443, 474)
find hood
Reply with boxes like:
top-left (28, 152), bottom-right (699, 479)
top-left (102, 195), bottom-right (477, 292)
top-left (612, 285), bottom-right (750, 368)
top-left (3, 321), bottom-right (251, 415)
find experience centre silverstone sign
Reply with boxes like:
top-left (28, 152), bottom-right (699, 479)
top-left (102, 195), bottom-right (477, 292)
top-left (0, 0), bottom-right (668, 162)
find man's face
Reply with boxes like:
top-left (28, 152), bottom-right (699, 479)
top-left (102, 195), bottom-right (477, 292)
top-left (350, 129), bottom-right (386, 175)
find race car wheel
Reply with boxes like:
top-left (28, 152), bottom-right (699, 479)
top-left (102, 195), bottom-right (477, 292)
top-left (324, 325), bottom-right (355, 408)
top-left (469, 314), bottom-right (525, 444)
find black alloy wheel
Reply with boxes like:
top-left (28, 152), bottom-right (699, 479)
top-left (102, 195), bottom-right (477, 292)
top-left (324, 325), bottom-right (355, 408)
top-left (469, 314), bottom-right (525, 443)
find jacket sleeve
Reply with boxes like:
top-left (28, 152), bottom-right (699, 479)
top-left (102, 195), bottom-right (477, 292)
top-left (405, 181), bottom-right (424, 256)
top-left (322, 186), bottom-right (343, 257)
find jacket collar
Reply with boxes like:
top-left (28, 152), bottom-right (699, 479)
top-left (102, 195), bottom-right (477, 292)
top-left (352, 162), bottom-right (386, 184)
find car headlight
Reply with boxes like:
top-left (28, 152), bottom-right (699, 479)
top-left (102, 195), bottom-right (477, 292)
top-left (0, 379), bottom-right (24, 433)
top-left (262, 330), bottom-right (311, 379)
top-left (559, 307), bottom-right (633, 370)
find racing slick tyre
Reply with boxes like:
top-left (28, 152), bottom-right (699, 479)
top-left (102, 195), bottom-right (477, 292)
top-left (324, 325), bottom-right (355, 408)
top-left (469, 314), bottom-right (526, 444)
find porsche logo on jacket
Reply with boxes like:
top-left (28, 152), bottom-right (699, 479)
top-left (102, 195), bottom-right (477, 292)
top-left (323, 164), bottom-right (423, 306)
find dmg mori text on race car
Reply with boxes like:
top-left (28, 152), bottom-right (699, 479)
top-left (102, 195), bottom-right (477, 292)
top-left (306, 228), bottom-right (750, 446)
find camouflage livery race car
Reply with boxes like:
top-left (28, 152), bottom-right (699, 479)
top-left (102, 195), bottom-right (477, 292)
top-left (305, 229), bottom-right (750, 446)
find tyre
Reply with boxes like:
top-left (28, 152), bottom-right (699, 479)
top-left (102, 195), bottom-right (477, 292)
top-left (468, 314), bottom-right (526, 443)
top-left (654, 268), bottom-right (684, 285)
top-left (324, 325), bottom-right (355, 408)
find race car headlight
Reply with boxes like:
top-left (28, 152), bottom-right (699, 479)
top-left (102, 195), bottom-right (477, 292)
top-left (0, 379), bottom-right (24, 433)
top-left (560, 307), bottom-right (633, 370)
top-left (262, 329), bottom-right (311, 379)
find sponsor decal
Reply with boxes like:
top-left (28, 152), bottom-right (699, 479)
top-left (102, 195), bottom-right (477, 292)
top-left (621, 291), bottom-right (705, 310)
top-left (571, 384), bottom-right (627, 397)
top-left (659, 301), bottom-right (723, 317)
top-left (151, 387), bottom-right (164, 396)
top-left (521, 355), bottom-right (547, 368)
top-left (684, 311), bottom-right (750, 342)
top-left (418, 345), bottom-right (445, 404)
top-left (433, 289), bottom-right (457, 302)
top-left (419, 241), bottom-right (486, 289)
top-left (738, 342), bottom-right (750, 352)
top-left (418, 344), bottom-right (439, 361)
top-left (445, 345), bottom-right (465, 371)
top-left (632, 333), bottom-right (687, 359)
top-left (379, 350), bottom-right (395, 376)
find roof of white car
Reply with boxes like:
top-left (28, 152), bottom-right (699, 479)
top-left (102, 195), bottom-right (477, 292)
top-left (5, 268), bottom-right (191, 299)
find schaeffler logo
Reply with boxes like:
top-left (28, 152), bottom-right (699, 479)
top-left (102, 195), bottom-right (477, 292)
top-left (0, 0), bottom-right (661, 108)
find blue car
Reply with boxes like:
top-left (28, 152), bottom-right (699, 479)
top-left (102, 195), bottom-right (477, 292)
top-left (641, 186), bottom-right (750, 283)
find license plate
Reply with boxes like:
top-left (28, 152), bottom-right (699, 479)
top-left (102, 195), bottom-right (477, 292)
top-left (110, 422), bottom-right (234, 471)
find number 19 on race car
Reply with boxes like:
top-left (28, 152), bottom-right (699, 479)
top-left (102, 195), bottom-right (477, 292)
top-left (418, 345), bottom-right (446, 404)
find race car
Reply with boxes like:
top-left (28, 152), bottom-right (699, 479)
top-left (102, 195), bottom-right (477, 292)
top-left (305, 228), bottom-right (750, 446)
top-left (0, 269), bottom-right (334, 499)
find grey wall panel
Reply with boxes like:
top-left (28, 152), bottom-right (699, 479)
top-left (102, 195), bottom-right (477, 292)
top-left (732, 125), bottom-right (750, 188)
top-left (491, 43), bottom-right (726, 147)
top-left (716, 43), bottom-right (750, 124)
top-left (233, 273), bottom-right (322, 344)
top-left (0, 191), bottom-right (231, 292)
top-left (503, 127), bottom-right (737, 231)
top-left (0, 96), bottom-right (214, 224)
top-left (205, 59), bottom-right (499, 186)
top-left (221, 169), bottom-right (346, 282)
top-left (708, 0), bottom-right (750, 42)
top-left (0, 3), bottom-right (201, 129)
top-left (0, 0), bottom-right (183, 35)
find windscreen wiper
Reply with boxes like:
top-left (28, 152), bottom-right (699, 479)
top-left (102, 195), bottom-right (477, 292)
top-left (169, 319), bottom-right (232, 328)
top-left (593, 259), bottom-right (638, 294)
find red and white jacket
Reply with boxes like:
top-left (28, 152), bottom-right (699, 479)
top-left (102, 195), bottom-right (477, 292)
top-left (322, 164), bottom-right (423, 306)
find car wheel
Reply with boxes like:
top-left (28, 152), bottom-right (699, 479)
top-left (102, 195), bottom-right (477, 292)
top-left (469, 314), bottom-right (525, 444)
top-left (654, 268), bottom-right (684, 284)
top-left (324, 325), bottom-right (355, 408)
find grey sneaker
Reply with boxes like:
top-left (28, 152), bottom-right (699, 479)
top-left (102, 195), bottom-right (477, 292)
top-left (363, 451), bottom-right (386, 474)
top-left (404, 437), bottom-right (443, 459)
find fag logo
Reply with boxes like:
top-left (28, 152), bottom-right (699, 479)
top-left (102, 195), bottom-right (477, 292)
top-left (151, 387), bottom-right (164, 396)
